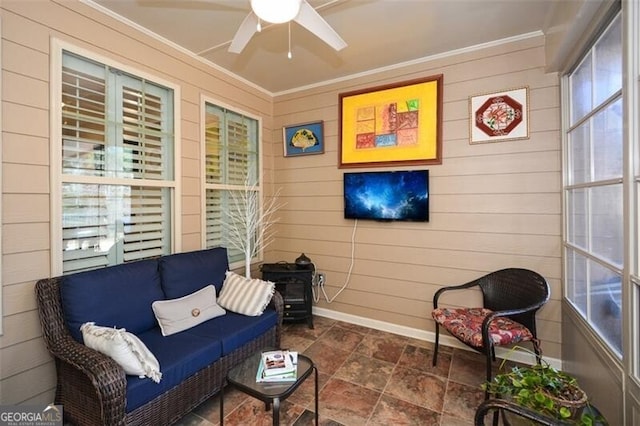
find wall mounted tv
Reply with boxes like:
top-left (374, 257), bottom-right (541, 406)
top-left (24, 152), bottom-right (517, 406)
top-left (343, 170), bottom-right (429, 222)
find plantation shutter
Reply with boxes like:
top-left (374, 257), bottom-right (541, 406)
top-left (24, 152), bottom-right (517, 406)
top-left (60, 51), bottom-right (174, 274)
top-left (61, 184), bottom-right (112, 273)
top-left (61, 56), bottom-right (107, 176)
top-left (204, 103), bottom-right (259, 264)
top-left (226, 112), bottom-right (251, 185)
top-left (205, 188), bottom-right (223, 249)
top-left (118, 74), bottom-right (173, 180)
top-left (123, 186), bottom-right (170, 262)
top-left (205, 111), bottom-right (223, 184)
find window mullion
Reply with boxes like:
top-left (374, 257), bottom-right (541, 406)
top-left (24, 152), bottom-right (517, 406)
top-left (108, 68), bottom-right (121, 177)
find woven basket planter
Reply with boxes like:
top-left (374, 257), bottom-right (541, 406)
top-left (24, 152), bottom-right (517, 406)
top-left (546, 384), bottom-right (589, 420)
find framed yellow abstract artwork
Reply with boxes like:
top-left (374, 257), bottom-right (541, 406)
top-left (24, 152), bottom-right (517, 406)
top-left (338, 74), bottom-right (443, 168)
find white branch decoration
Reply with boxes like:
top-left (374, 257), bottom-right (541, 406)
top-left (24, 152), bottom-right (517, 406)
top-left (219, 175), bottom-right (284, 278)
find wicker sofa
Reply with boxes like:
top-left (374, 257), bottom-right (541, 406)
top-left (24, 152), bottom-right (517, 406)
top-left (35, 247), bottom-right (283, 426)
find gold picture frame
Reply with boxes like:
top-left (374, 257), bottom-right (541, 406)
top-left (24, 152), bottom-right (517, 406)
top-left (338, 74), bottom-right (443, 168)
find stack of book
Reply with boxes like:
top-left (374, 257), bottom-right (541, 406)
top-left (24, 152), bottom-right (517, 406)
top-left (256, 349), bottom-right (298, 383)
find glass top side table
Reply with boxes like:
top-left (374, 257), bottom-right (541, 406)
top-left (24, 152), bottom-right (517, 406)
top-left (220, 349), bottom-right (318, 425)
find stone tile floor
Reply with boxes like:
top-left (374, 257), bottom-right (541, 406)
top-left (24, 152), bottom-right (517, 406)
top-left (176, 315), bottom-right (509, 425)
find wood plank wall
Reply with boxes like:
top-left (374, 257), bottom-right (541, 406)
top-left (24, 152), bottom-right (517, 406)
top-left (270, 35), bottom-right (562, 358)
top-left (0, 0), bottom-right (273, 404)
top-left (0, 0), bottom-right (562, 407)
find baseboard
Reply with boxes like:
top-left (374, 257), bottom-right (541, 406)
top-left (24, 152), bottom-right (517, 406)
top-left (312, 306), bottom-right (562, 370)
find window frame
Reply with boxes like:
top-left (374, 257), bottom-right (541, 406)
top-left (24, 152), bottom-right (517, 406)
top-left (562, 12), bottom-right (624, 358)
top-left (627, 0), bottom-right (640, 382)
top-left (0, 17), bottom-right (3, 335)
top-left (50, 39), bottom-right (182, 276)
top-left (200, 95), bottom-right (263, 271)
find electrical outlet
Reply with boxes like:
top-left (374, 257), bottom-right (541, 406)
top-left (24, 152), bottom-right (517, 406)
top-left (318, 273), bottom-right (326, 287)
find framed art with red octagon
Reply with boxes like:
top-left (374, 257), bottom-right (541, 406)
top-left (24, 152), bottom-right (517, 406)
top-left (469, 86), bottom-right (529, 144)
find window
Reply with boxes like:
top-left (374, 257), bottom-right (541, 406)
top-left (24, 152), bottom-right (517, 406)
top-left (630, 0), bottom-right (640, 380)
top-left (203, 101), bottom-right (260, 267)
top-left (57, 49), bottom-right (176, 274)
top-left (564, 14), bottom-right (623, 355)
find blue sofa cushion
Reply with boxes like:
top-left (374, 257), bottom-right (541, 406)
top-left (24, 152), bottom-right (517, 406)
top-left (126, 327), bottom-right (223, 412)
top-left (61, 259), bottom-right (163, 342)
top-left (185, 308), bottom-right (278, 355)
top-left (160, 247), bottom-right (229, 298)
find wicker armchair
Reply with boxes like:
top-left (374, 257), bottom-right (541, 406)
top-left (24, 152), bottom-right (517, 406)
top-left (431, 268), bottom-right (549, 386)
top-left (35, 276), bottom-right (284, 426)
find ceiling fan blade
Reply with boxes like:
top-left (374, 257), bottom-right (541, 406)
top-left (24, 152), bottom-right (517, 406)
top-left (228, 12), bottom-right (259, 53)
top-left (294, 1), bottom-right (347, 51)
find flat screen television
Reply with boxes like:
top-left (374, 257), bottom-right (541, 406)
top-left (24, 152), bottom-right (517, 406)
top-left (343, 170), bottom-right (429, 222)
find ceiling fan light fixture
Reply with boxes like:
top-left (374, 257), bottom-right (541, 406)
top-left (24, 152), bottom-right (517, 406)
top-left (251, 0), bottom-right (302, 24)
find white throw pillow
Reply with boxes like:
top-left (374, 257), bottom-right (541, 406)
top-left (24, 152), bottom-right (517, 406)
top-left (217, 271), bottom-right (275, 316)
top-left (80, 322), bottom-right (162, 383)
top-left (152, 285), bottom-right (226, 336)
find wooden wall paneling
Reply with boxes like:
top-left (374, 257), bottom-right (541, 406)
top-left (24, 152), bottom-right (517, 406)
top-left (2, 281), bottom-right (38, 316)
top-left (0, 0), bottom-right (274, 404)
top-left (272, 35), bottom-right (562, 360)
top-left (0, 362), bottom-right (56, 405)
top-left (0, 310), bottom-right (44, 349)
top-left (2, 223), bottom-right (50, 254)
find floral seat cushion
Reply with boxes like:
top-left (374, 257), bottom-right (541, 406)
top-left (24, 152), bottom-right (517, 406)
top-left (432, 307), bottom-right (534, 348)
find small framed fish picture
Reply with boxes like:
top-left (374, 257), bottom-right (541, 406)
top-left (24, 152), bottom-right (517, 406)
top-left (283, 121), bottom-right (324, 157)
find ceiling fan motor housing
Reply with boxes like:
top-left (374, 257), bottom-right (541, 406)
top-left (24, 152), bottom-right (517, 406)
top-left (251, 0), bottom-right (302, 24)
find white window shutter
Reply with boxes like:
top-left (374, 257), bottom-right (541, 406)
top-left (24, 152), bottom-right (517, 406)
top-left (60, 51), bottom-right (175, 274)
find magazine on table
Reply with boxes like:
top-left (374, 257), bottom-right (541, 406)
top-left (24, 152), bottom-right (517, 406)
top-left (256, 350), bottom-right (298, 382)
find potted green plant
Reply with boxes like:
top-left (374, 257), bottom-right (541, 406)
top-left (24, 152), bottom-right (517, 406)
top-left (482, 355), bottom-right (606, 425)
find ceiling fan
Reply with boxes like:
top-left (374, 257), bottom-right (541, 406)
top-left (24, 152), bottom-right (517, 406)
top-left (228, 0), bottom-right (347, 54)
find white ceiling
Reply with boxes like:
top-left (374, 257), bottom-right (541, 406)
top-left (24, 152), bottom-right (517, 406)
top-left (91, 0), bottom-right (563, 94)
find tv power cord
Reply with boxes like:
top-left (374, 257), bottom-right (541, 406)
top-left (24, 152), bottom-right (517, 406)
top-left (311, 219), bottom-right (357, 304)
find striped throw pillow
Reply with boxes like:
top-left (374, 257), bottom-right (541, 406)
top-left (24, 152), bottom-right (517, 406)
top-left (217, 271), bottom-right (275, 316)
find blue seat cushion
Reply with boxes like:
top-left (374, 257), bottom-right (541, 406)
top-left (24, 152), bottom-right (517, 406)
top-left (159, 247), bottom-right (229, 299)
top-left (125, 327), bottom-right (223, 412)
top-left (61, 259), bottom-right (163, 342)
top-left (185, 308), bottom-right (278, 355)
